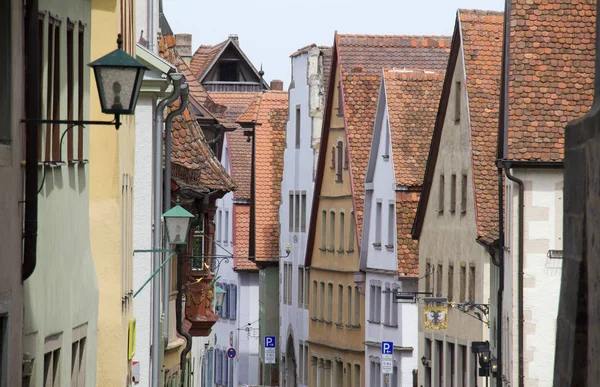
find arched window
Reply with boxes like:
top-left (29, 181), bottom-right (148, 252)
top-left (321, 210), bottom-right (327, 250)
top-left (329, 211), bottom-right (336, 251)
top-left (339, 212), bottom-right (345, 252)
top-left (348, 211), bottom-right (355, 252)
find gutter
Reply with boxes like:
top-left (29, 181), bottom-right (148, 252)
top-left (23, 0), bottom-right (41, 281)
top-left (152, 73), bottom-right (183, 387)
top-left (163, 82), bottom-right (189, 345)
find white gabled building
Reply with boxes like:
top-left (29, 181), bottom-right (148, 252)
top-left (279, 44), bottom-right (331, 387)
top-left (359, 68), bottom-right (444, 386)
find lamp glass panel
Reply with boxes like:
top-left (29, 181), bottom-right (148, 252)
top-left (215, 286), bottom-right (225, 307)
top-left (165, 217), bottom-right (191, 245)
top-left (94, 66), bottom-right (137, 114)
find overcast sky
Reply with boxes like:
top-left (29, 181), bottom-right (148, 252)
top-left (163, 0), bottom-right (506, 87)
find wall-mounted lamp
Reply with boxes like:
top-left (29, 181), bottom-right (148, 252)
top-left (421, 356), bottom-right (430, 368)
top-left (22, 34), bottom-right (148, 130)
top-left (162, 203), bottom-right (195, 245)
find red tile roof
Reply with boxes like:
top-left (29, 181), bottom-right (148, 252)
top-left (397, 191), bottom-right (420, 277)
top-left (233, 204), bottom-right (259, 271)
top-left (209, 92), bottom-right (262, 123)
top-left (460, 9), bottom-right (504, 242)
top-left (505, 0), bottom-right (595, 161)
top-left (339, 34), bottom-right (451, 240)
top-left (189, 40), bottom-right (227, 80)
top-left (226, 129), bottom-right (252, 200)
top-left (384, 69), bottom-right (445, 187)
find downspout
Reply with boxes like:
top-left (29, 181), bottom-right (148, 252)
top-left (504, 165), bottom-right (524, 387)
top-left (23, 0), bottom-right (41, 281)
top-left (495, 168), bottom-right (504, 387)
top-left (163, 82), bottom-right (189, 344)
top-left (152, 73), bottom-right (183, 387)
top-left (147, 0), bottom-right (154, 52)
top-left (176, 244), bottom-right (193, 387)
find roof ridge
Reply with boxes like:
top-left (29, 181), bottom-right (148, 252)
top-left (458, 8), bottom-right (503, 16)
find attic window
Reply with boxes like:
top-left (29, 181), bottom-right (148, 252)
top-left (218, 61), bottom-right (238, 82)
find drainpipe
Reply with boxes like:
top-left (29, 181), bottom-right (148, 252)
top-left (176, 244), bottom-right (193, 387)
top-left (504, 164), bottom-right (524, 387)
top-left (495, 167), bottom-right (504, 387)
top-left (22, 0), bottom-right (41, 281)
top-left (147, 0), bottom-right (154, 52)
top-left (163, 82), bottom-right (189, 345)
top-left (152, 73), bottom-right (183, 387)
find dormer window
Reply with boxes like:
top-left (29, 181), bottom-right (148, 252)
top-left (218, 61), bottom-right (238, 81)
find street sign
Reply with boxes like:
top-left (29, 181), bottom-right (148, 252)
top-left (264, 349), bottom-right (277, 364)
top-left (381, 341), bottom-right (393, 374)
top-left (264, 336), bottom-right (276, 348)
top-left (227, 348), bottom-right (236, 359)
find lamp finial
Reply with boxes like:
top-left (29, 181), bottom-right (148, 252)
top-left (117, 34), bottom-right (123, 50)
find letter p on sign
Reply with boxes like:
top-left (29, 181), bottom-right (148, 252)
top-left (382, 341), bottom-right (393, 355)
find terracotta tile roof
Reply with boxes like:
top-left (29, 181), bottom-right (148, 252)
top-left (158, 28), bottom-right (236, 194)
top-left (209, 92), bottom-right (262, 123)
top-left (384, 69), bottom-right (445, 187)
top-left (460, 9), bottom-right (503, 242)
top-left (338, 34), bottom-right (451, 240)
top-left (233, 204), bottom-right (258, 272)
top-left (505, 0), bottom-right (595, 161)
top-left (322, 47), bottom-right (334, 100)
top-left (397, 191), bottom-right (420, 277)
top-left (226, 129), bottom-right (252, 200)
top-left (189, 40), bottom-right (227, 79)
top-left (249, 91), bottom-right (288, 262)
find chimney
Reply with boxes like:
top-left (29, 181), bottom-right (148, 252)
top-left (270, 79), bottom-right (284, 91)
top-left (229, 34), bottom-right (239, 46)
top-left (175, 33), bottom-right (192, 65)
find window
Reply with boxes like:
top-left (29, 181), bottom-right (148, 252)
top-left (299, 343), bottom-right (304, 385)
top-left (344, 145), bottom-right (349, 170)
top-left (71, 325), bottom-right (86, 387)
top-left (336, 141), bottom-right (343, 182)
top-left (455, 81), bottom-right (461, 122)
top-left (346, 362), bottom-right (352, 387)
top-left (391, 284), bottom-right (399, 326)
top-left (217, 210), bottom-right (222, 242)
top-left (438, 174), bottom-right (445, 212)
top-left (369, 358), bottom-right (377, 386)
top-left (460, 265), bottom-right (466, 302)
top-left (230, 284), bottom-right (237, 320)
top-left (305, 269), bottom-right (310, 310)
top-left (384, 283), bottom-right (391, 324)
top-left (0, 315), bottom-right (6, 383)
top-left (337, 79), bottom-right (343, 116)
top-left (338, 212), bottom-right (345, 252)
top-left (218, 61), bottom-right (238, 81)
top-left (469, 265), bottom-right (476, 301)
top-left (214, 349), bottom-right (222, 385)
top-left (331, 146), bottom-right (336, 169)
top-left (347, 286), bottom-right (352, 325)
top-left (66, 23), bottom-right (74, 161)
top-left (460, 344), bottom-right (467, 387)
top-left (375, 283), bottom-right (381, 324)
top-left (44, 334), bottom-right (62, 387)
top-left (392, 361), bottom-right (399, 387)
top-left (289, 192), bottom-right (294, 232)
top-left (354, 286), bottom-right (360, 325)
top-left (383, 121), bottom-right (390, 159)
top-left (353, 364), bottom-right (361, 387)
top-left (283, 263), bottom-right (291, 305)
top-left (298, 267), bottom-right (305, 307)
top-left (223, 284), bottom-right (230, 319)
top-left (312, 280), bottom-right (318, 318)
top-left (303, 343), bottom-right (309, 383)
top-left (321, 210), bottom-right (327, 250)
top-left (287, 264), bottom-right (293, 305)
top-left (348, 211), bottom-right (355, 252)
top-left (374, 200), bottom-right (382, 246)
top-left (450, 174), bottom-right (457, 213)
top-left (0, 0), bottom-right (10, 144)
top-left (223, 349), bottom-right (229, 385)
top-left (436, 340), bottom-right (444, 387)
top-left (448, 342), bottom-right (456, 387)
top-left (461, 174), bottom-right (468, 213)
top-left (337, 285), bottom-right (343, 324)
top-left (387, 202), bottom-right (394, 248)
top-left (295, 106), bottom-right (301, 148)
top-left (319, 282), bottom-right (325, 320)
top-left (295, 193), bottom-right (301, 232)
top-left (311, 357), bottom-right (319, 386)
top-left (224, 210), bottom-right (229, 243)
top-left (329, 211), bottom-right (336, 251)
top-left (192, 215), bottom-right (205, 270)
top-left (327, 283), bottom-right (333, 322)
top-left (301, 192), bottom-right (307, 232)
top-left (77, 25), bottom-right (85, 161)
top-left (425, 262), bottom-right (432, 294)
top-left (448, 265), bottom-right (454, 302)
top-left (42, 17), bottom-right (61, 162)
top-left (424, 339), bottom-right (432, 387)
top-left (369, 282), bottom-right (376, 322)
top-left (436, 264), bottom-right (443, 297)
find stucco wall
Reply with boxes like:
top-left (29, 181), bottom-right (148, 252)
top-left (417, 45), bottom-right (489, 387)
top-left (504, 168), bottom-right (563, 387)
top-left (0, 0), bottom-right (24, 384)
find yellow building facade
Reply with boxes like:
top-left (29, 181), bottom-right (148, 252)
top-left (89, 0), bottom-right (136, 385)
top-left (306, 65), bottom-right (365, 387)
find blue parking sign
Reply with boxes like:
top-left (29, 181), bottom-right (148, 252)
top-left (382, 341), bottom-right (393, 355)
top-left (264, 336), bottom-right (276, 348)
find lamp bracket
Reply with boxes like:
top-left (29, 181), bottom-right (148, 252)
top-left (21, 115), bottom-right (122, 130)
top-left (451, 301), bottom-right (490, 327)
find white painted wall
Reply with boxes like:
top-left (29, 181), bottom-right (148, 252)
top-left (503, 168), bottom-right (563, 387)
top-left (279, 46), bottom-right (325, 387)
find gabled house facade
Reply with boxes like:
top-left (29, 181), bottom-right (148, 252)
top-left (279, 44), bottom-right (331, 387)
top-left (360, 68), bottom-right (444, 386)
top-left (304, 33), bottom-right (450, 387)
top-left (411, 10), bottom-right (503, 387)
top-left (498, 1), bottom-right (595, 385)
